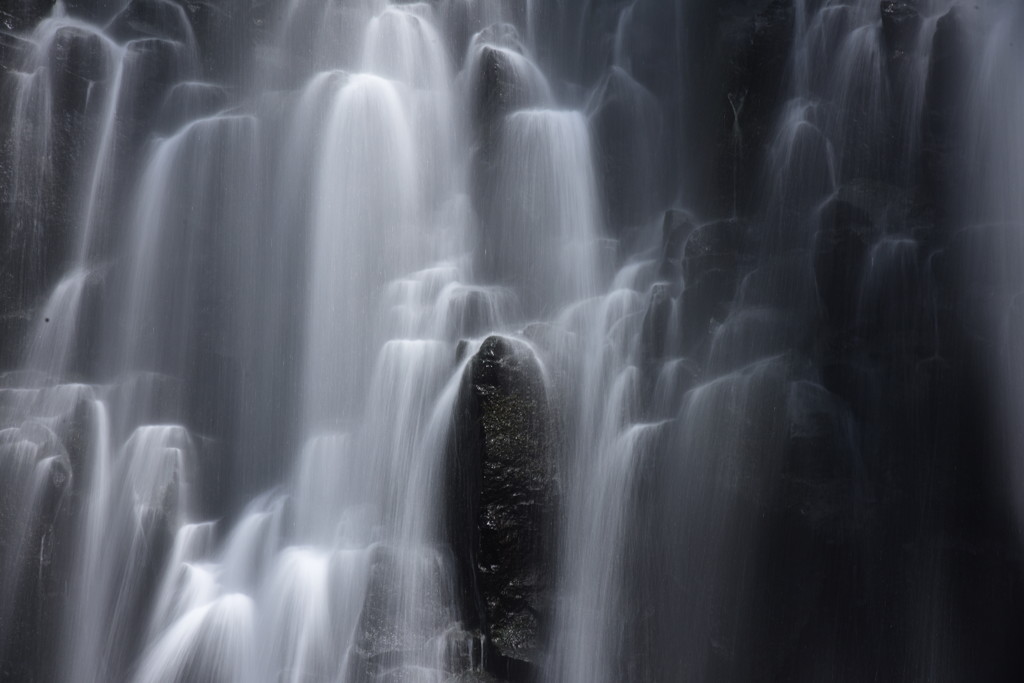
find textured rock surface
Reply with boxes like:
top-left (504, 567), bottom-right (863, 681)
top-left (447, 336), bottom-right (556, 679)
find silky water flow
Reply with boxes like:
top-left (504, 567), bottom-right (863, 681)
top-left (2, 1), bottom-right (1024, 682)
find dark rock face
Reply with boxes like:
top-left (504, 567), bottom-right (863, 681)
top-left (0, 0), bottom-right (55, 32)
top-left (661, 209), bottom-right (693, 266)
top-left (707, 306), bottom-right (803, 374)
top-left (466, 38), bottom-right (547, 152)
top-left (48, 27), bottom-right (110, 83)
top-left (669, 219), bottom-right (752, 355)
top-left (588, 67), bottom-right (664, 234)
top-left (350, 545), bottom-right (469, 679)
top-left (62, 0), bottom-right (124, 23)
top-left (473, 47), bottom-right (520, 131)
top-left (625, 8), bottom-right (1024, 666)
top-left (813, 197), bottom-right (876, 331)
top-left (921, 8), bottom-right (969, 230)
top-left (640, 283), bottom-right (676, 362)
top-left (880, 0), bottom-right (921, 60)
top-left (180, 0), bottom-right (248, 83)
top-left (120, 37), bottom-right (195, 132)
top-left (0, 32), bottom-right (32, 70)
top-left (0, 447), bottom-right (73, 683)
top-left (647, 357), bottom-right (793, 682)
top-left (107, 0), bottom-right (194, 44)
top-left (711, 0), bottom-right (796, 216)
top-left (446, 336), bottom-right (556, 679)
top-left (683, 218), bottom-right (747, 285)
top-left (466, 35), bottom-right (555, 301)
top-left (0, 28), bottom-right (105, 372)
top-left (679, 269), bottom-right (737, 355)
top-left (154, 81), bottom-right (228, 134)
top-left (0, 392), bottom-right (93, 683)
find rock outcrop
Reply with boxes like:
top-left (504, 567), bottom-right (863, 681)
top-left (446, 336), bottom-right (557, 681)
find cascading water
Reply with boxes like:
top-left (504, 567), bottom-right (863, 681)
top-left (2, 1), bottom-right (1024, 682)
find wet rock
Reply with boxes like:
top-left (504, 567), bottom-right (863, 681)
top-left (49, 26), bottom-right (112, 83)
top-left (107, 0), bottom-right (194, 45)
top-left (0, 0), bottom-right (55, 33)
top-left (42, 28), bottom-right (115, 257)
top-left (662, 209), bottom-right (693, 262)
top-left (0, 29), bottom-right (113, 317)
top-left (857, 236), bottom-right (934, 359)
top-left (467, 38), bottom-right (555, 285)
top-left (813, 198), bottom-right (876, 331)
top-left (120, 37), bottom-right (194, 130)
top-left (650, 357), bottom-right (700, 420)
top-left (153, 78), bottom-right (226, 136)
top-left (766, 112), bottom-right (838, 243)
top-left (526, 0), bottom-right (626, 88)
top-left (683, 219), bottom-right (747, 285)
top-left (680, 267), bottom-right (739, 354)
top-left (921, 8), bottom-right (969, 229)
top-left (0, 426), bottom-right (74, 683)
top-left (779, 380), bottom-right (861, 529)
top-left (676, 219), bottom-right (749, 353)
top-left (448, 672), bottom-right (504, 683)
top-left (375, 666), bottom-right (444, 683)
top-left (456, 289), bottom-right (503, 340)
top-left (456, 339), bottom-right (472, 364)
top-left (940, 224), bottom-right (1023, 344)
top-left (352, 545), bottom-right (460, 678)
top-left (837, 180), bottom-right (912, 229)
top-left (588, 67), bottom-right (664, 233)
top-left (181, 0), bottom-right (251, 82)
top-left (446, 335), bottom-right (556, 677)
top-left (727, 377), bottom-right (867, 683)
top-left (820, 198), bottom-right (873, 236)
top-left (652, 356), bottom-right (795, 681)
top-left (184, 346), bottom-right (238, 520)
top-left (0, 31), bottom-right (32, 71)
top-left (713, 0), bottom-right (795, 215)
top-left (707, 307), bottom-right (804, 374)
top-left (658, 209), bottom-right (694, 280)
top-left (63, 0), bottom-right (124, 23)
top-left (640, 283), bottom-right (676, 362)
top-left (0, 312), bottom-right (31, 372)
top-left (467, 38), bottom-right (548, 151)
top-left (736, 254), bottom-right (817, 314)
top-left (880, 1), bottom-right (921, 61)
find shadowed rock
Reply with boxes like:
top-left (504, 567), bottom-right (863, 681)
top-left (446, 335), bottom-right (556, 680)
top-left (0, 0), bottom-right (55, 33)
top-left (588, 67), bottom-right (664, 233)
top-left (107, 0), bottom-right (194, 45)
top-left (880, 1), bottom-right (921, 62)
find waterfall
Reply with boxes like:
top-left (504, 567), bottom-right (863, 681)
top-left (1, 0), bottom-right (1024, 681)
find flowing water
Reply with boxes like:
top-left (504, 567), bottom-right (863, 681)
top-left (1, 0), bottom-right (1023, 681)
